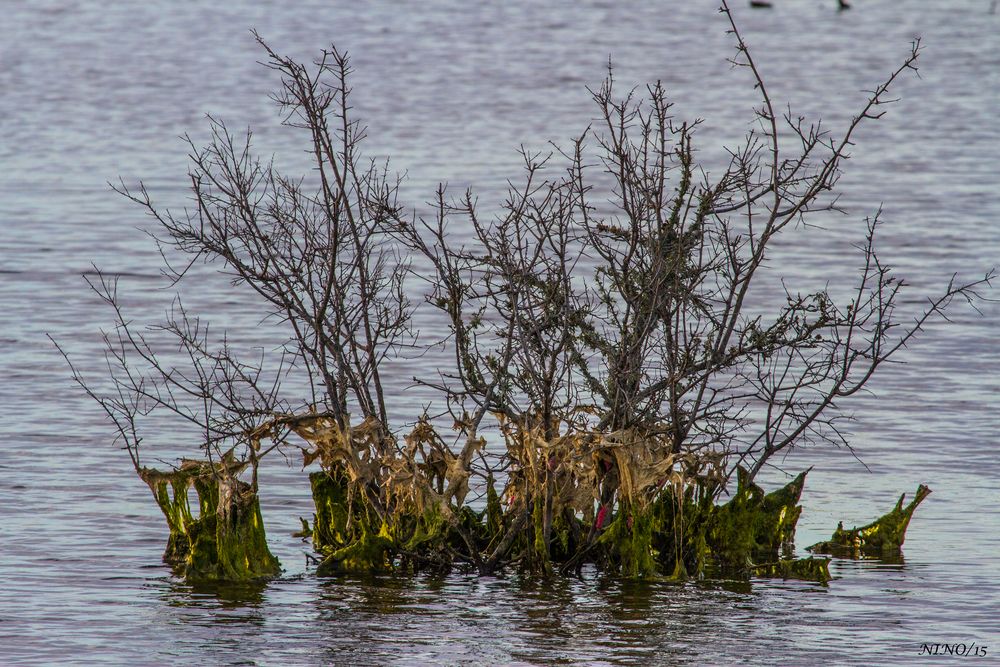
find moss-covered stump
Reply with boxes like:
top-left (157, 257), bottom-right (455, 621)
top-left (808, 484), bottom-right (931, 559)
top-left (703, 468), bottom-right (807, 571)
top-left (303, 462), bottom-right (927, 583)
top-left (651, 468), bottom-right (807, 580)
top-left (146, 472), bottom-right (196, 567)
top-left (597, 500), bottom-right (663, 578)
top-left (310, 469), bottom-right (392, 575)
top-left (590, 469), bottom-right (808, 581)
top-left (309, 468), bottom-right (468, 575)
top-left (140, 458), bottom-right (281, 582)
top-left (309, 469), bottom-right (353, 554)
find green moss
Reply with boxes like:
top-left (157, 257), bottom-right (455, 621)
top-left (757, 469), bottom-right (807, 558)
top-left (309, 468), bottom-right (397, 574)
top-left (652, 487), bottom-right (712, 578)
top-left (404, 502), bottom-right (450, 553)
top-left (549, 511), bottom-right (579, 562)
top-left (675, 468), bottom-right (807, 578)
top-left (597, 501), bottom-right (661, 578)
top-left (149, 477), bottom-right (195, 566)
top-left (297, 459), bottom-right (919, 584)
top-left (309, 466), bottom-right (470, 574)
top-left (808, 484), bottom-right (931, 559)
top-left (317, 520), bottom-right (394, 575)
top-left (189, 477), bottom-right (280, 581)
top-left (530, 496), bottom-right (553, 575)
top-left (142, 462), bottom-right (280, 582)
top-left (647, 469), bottom-right (808, 580)
top-left (309, 469), bottom-right (353, 553)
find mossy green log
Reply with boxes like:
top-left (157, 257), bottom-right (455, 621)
top-left (808, 484), bottom-right (931, 559)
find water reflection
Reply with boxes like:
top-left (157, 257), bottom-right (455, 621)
top-left (158, 578), bottom-right (269, 615)
top-left (70, 550), bottom-right (944, 665)
top-left (303, 570), bottom-right (820, 665)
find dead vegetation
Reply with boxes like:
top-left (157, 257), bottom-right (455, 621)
top-left (57, 2), bottom-right (991, 583)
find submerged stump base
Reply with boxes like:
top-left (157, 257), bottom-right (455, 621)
top-left (139, 455), bottom-right (929, 585)
top-left (141, 457), bottom-right (281, 582)
top-left (808, 484), bottom-right (931, 559)
top-left (643, 468), bottom-right (817, 582)
top-left (309, 469), bottom-right (473, 576)
top-left (302, 464), bottom-right (897, 585)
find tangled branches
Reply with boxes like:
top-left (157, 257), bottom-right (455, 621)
top-left (59, 4), bottom-right (992, 581)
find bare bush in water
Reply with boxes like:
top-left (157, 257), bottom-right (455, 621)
top-left (58, 2), bottom-right (992, 582)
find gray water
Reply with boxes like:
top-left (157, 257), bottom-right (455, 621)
top-left (2, 1), bottom-right (999, 665)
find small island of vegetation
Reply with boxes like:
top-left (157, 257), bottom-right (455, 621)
top-left (57, 2), bottom-right (991, 585)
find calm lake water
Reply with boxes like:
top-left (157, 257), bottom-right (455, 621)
top-left (1, 1), bottom-right (998, 665)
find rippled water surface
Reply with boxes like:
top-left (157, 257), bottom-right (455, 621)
top-left (2, 1), bottom-right (998, 665)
